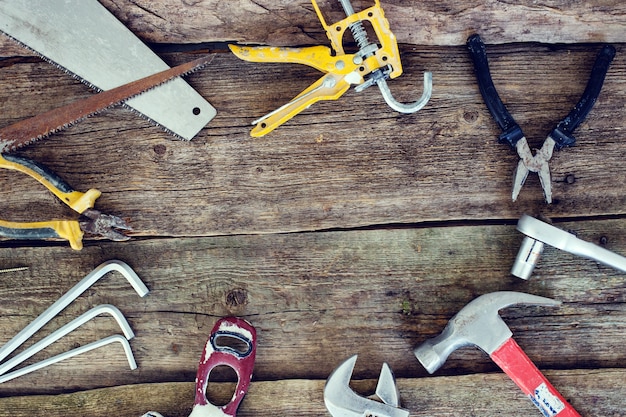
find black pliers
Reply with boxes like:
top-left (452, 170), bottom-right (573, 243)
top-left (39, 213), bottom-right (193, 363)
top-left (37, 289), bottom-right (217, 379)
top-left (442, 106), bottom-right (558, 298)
top-left (467, 34), bottom-right (616, 203)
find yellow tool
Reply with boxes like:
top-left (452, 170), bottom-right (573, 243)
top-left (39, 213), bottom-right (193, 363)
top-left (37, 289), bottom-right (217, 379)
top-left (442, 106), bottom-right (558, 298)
top-left (0, 153), bottom-right (128, 250)
top-left (0, 55), bottom-right (214, 249)
top-left (229, 0), bottom-right (432, 137)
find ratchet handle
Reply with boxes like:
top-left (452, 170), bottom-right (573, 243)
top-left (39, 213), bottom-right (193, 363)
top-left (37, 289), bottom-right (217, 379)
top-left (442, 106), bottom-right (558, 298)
top-left (193, 317), bottom-right (257, 417)
top-left (0, 219), bottom-right (84, 250)
top-left (551, 44), bottom-right (616, 150)
top-left (491, 338), bottom-right (581, 417)
top-left (0, 153), bottom-right (100, 213)
top-left (467, 34), bottom-right (524, 148)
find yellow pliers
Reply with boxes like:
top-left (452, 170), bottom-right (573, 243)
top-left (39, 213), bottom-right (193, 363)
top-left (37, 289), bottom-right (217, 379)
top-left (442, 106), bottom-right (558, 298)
top-left (229, 0), bottom-right (432, 137)
top-left (0, 153), bottom-right (130, 250)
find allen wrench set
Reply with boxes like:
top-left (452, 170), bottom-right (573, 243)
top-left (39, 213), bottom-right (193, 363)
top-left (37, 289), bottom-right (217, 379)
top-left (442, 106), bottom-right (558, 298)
top-left (0, 260), bottom-right (149, 384)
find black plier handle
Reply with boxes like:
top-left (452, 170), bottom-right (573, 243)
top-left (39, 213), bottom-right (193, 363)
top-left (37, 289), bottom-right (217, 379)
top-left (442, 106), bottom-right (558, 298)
top-left (467, 34), bottom-right (615, 150)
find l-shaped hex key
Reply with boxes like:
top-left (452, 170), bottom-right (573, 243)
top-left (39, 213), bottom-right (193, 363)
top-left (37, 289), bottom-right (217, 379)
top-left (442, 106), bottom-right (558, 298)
top-left (0, 304), bottom-right (134, 377)
top-left (0, 260), bottom-right (148, 364)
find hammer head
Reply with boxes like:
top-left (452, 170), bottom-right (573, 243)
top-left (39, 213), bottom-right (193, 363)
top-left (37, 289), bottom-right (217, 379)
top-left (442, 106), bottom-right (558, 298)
top-left (414, 291), bottom-right (560, 373)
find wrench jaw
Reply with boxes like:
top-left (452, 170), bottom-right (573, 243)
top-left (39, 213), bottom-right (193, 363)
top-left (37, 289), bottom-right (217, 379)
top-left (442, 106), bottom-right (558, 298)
top-left (324, 355), bottom-right (409, 417)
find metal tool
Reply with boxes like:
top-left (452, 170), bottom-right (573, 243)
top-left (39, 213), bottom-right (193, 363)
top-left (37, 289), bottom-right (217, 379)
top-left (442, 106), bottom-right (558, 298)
top-left (512, 214), bottom-right (626, 280)
top-left (0, 334), bottom-right (136, 384)
top-left (0, 304), bottom-right (133, 377)
top-left (0, 260), bottom-right (148, 364)
top-left (324, 354), bottom-right (409, 417)
top-left (414, 291), bottom-right (580, 417)
top-left (0, 54), bottom-right (213, 154)
top-left (142, 317), bottom-right (257, 417)
top-left (0, 0), bottom-right (216, 140)
top-left (229, 0), bottom-right (432, 137)
top-left (467, 34), bottom-right (615, 203)
top-left (0, 54), bottom-right (213, 248)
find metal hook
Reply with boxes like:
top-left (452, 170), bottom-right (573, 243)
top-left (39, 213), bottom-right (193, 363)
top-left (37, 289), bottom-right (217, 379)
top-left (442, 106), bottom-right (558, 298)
top-left (377, 72), bottom-right (433, 114)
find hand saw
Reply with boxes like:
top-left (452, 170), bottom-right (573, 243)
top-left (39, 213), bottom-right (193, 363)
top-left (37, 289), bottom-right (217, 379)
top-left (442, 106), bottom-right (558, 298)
top-left (0, 54), bottom-right (213, 153)
top-left (0, 0), bottom-right (216, 141)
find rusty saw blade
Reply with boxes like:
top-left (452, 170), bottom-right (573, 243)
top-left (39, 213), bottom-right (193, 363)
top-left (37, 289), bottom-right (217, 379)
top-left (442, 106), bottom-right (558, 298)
top-left (0, 54), bottom-right (214, 153)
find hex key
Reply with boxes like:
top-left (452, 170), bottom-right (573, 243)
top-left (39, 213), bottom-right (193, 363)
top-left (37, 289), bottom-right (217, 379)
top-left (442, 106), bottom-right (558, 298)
top-left (0, 260), bottom-right (148, 363)
top-left (0, 304), bottom-right (133, 376)
top-left (0, 334), bottom-right (136, 384)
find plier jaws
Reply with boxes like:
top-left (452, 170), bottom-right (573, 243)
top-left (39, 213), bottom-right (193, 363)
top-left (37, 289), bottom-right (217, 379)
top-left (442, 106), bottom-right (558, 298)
top-left (467, 34), bottom-right (615, 203)
top-left (79, 209), bottom-right (131, 242)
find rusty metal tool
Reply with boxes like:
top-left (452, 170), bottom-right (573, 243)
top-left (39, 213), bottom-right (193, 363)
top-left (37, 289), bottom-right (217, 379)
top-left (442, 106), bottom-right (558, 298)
top-left (0, 0), bottom-right (216, 140)
top-left (414, 291), bottom-right (580, 417)
top-left (0, 54), bottom-right (213, 248)
top-left (467, 34), bottom-right (615, 203)
top-left (512, 214), bottom-right (626, 280)
top-left (142, 317), bottom-right (257, 417)
top-left (0, 260), bottom-right (148, 365)
top-left (229, 0), bottom-right (432, 137)
top-left (324, 354), bottom-right (409, 417)
top-left (0, 54), bottom-right (214, 154)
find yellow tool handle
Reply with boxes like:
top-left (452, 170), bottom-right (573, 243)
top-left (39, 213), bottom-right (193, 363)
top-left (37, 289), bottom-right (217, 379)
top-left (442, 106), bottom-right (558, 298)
top-left (0, 219), bottom-right (84, 250)
top-left (0, 153), bottom-right (100, 213)
top-left (250, 73), bottom-right (352, 137)
top-left (229, 44), bottom-right (356, 75)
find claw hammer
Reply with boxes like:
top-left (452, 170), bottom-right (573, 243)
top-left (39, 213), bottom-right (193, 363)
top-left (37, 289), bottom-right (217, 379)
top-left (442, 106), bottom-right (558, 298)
top-left (413, 291), bottom-right (580, 417)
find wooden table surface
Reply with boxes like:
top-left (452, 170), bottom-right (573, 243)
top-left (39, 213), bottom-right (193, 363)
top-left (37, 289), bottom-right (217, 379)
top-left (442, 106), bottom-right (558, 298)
top-left (0, 1), bottom-right (624, 416)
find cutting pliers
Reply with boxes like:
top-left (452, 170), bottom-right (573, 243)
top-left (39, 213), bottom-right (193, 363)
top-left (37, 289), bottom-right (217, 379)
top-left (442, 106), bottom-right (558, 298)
top-left (0, 153), bottom-right (130, 250)
top-left (467, 34), bottom-right (615, 203)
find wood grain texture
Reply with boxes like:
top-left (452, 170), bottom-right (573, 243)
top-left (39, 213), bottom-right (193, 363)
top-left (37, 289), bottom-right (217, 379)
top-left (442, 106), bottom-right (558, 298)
top-left (0, 2), bottom-right (624, 416)
top-left (0, 221), bottom-right (623, 401)
top-left (0, 370), bottom-right (625, 417)
top-left (0, 44), bottom-right (624, 239)
top-left (85, 1), bottom-right (626, 46)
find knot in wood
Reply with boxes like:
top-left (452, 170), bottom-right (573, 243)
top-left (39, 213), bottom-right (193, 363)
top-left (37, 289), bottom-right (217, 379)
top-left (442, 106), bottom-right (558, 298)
top-left (226, 288), bottom-right (248, 308)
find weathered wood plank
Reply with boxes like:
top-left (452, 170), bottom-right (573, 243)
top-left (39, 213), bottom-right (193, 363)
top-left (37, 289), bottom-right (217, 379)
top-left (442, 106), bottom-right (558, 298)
top-left (0, 220), bottom-right (623, 396)
top-left (0, 45), bottom-right (623, 240)
top-left (7, 0), bottom-right (619, 47)
top-left (0, 369), bottom-right (625, 417)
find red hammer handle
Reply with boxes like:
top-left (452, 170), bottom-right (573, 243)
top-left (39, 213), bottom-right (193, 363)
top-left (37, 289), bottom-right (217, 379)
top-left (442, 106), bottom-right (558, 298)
top-left (490, 338), bottom-right (581, 417)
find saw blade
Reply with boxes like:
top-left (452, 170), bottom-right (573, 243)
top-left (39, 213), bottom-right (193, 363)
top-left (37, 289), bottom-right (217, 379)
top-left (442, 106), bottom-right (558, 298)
top-left (0, 54), bottom-right (214, 153)
top-left (0, 0), bottom-right (216, 140)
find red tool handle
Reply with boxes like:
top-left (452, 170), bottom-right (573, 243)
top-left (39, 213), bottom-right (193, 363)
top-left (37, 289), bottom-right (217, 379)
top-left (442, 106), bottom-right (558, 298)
top-left (491, 338), bottom-right (580, 417)
top-left (193, 317), bottom-right (257, 417)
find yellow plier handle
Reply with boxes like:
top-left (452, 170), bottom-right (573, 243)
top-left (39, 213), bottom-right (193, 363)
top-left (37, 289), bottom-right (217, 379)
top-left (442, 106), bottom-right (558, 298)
top-left (0, 153), bottom-right (100, 250)
top-left (0, 219), bottom-right (84, 250)
top-left (0, 153), bottom-right (100, 213)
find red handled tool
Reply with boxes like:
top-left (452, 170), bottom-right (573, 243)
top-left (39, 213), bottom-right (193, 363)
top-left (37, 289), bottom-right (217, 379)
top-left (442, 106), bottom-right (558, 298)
top-left (414, 291), bottom-right (580, 416)
top-left (141, 317), bottom-right (256, 417)
top-left (190, 317), bottom-right (257, 417)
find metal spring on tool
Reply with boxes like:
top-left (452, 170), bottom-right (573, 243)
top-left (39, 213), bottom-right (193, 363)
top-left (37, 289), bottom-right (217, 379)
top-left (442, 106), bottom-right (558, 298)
top-left (339, 0), bottom-right (372, 51)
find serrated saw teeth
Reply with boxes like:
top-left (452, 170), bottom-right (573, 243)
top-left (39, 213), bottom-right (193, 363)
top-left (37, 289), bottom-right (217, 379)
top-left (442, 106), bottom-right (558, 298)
top-left (0, 54), bottom-right (214, 152)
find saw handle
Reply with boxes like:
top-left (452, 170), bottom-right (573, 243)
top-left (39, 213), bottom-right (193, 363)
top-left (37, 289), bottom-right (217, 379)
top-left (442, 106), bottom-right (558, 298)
top-left (551, 44), bottom-right (616, 150)
top-left (467, 34), bottom-right (525, 148)
top-left (491, 338), bottom-right (581, 417)
top-left (0, 153), bottom-right (100, 213)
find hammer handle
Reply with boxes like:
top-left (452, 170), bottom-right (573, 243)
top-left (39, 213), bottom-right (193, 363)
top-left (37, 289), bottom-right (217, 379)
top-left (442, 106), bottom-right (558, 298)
top-left (490, 338), bottom-right (581, 417)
